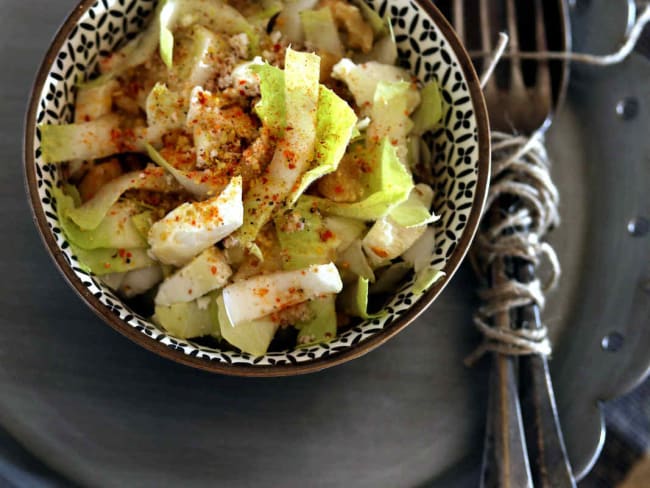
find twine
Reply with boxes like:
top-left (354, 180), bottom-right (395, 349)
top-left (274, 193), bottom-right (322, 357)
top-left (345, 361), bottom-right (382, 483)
top-left (469, 4), bottom-right (650, 67)
top-left (465, 8), bottom-right (649, 365)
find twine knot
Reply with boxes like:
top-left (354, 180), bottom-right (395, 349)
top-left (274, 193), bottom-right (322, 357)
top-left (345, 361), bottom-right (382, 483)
top-left (465, 131), bottom-right (560, 366)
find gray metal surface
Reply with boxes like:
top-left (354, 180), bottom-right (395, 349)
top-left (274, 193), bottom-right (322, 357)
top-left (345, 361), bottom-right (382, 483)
top-left (0, 0), bottom-right (648, 486)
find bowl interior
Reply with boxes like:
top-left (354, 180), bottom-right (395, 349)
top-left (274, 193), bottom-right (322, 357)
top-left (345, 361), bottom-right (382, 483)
top-left (26, 0), bottom-right (488, 375)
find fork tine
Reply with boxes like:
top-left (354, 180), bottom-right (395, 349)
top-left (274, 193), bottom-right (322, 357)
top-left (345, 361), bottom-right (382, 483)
top-left (479, 0), bottom-right (496, 92)
top-left (452, 0), bottom-right (465, 45)
top-left (534, 0), bottom-right (552, 115)
top-left (505, 0), bottom-right (525, 89)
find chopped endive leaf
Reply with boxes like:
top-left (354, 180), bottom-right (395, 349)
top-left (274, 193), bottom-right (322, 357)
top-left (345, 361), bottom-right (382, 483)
top-left (145, 83), bottom-right (186, 144)
top-left (402, 226), bottom-right (435, 273)
top-left (207, 296), bottom-right (222, 339)
top-left (154, 297), bottom-right (218, 339)
top-left (362, 184), bottom-right (437, 267)
top-left (70, 245), bottom-right (156, 276)
top-left (66, 168), bottom-right (181, 230)
top-left (74, 79), bottom-right (118, 123)
top-left (367, 80), bottom-right (420, 164)
top-left (52, 187), bottom-right (142, 250)
top-left (389, 183), bottom-right (438, 228)
top-left (413, 267), bottom-right (445, 295)
top-left (159, 0), bottom-right (176, 68)
top-left (323, 216), bottom-right (367, 252)
top-left (62, 184), bottom-right (82, 207)
top-left (276, 0), bottom-right (320, 43)
top-left (90, 0), bottom-right (168, 79)
top-left (39, 115), bottom-right (147, 163)
top-left (300, 138), bottom-right (413, 221)
top-left (331, 59), bottom-right (412, 116)
top-left (60, 200), bottom-right (148, 250)
top-left (338, 276), bottom-right (383, 319)
top-left (147, 176), bottom-right (243, 266)
top-left (216, 294), bottom-right (278, 356)
top-left (131, 211), bottom-right (154, 240)
top-left (349, 0), bottom-right (386, 36)
top-left (119, 265), bottom-right (164, 298)
top-left (288, 85), bottom-right (358, 205)
top-left (362, 216), bottom-right (427, 268)
top-left (155, 247), bottom-right (232, 306)
top-left (247, 1), bottom-right (283, 27)
top-left (275, 200), bottom-right (339, 271)
top-left (237, 48), bottom-right (320, 246)
top-left (336, 239), bottom-right (374, 283)
top-left (300, 8), bottom-right (343, 57)
top-left (296, 295), bottom-right (337, 347)
top-left (100, 272), bottom-right (125, 291)
top-left (411, 80), bottom-right (443, 136)
top-left (354, 15), bottom-right (397, 65)
top-left (156, 0), bottom-right (260, 68)
top-left (221, 263), bottom-right (342, 326)
top-left (369, 262), bottom-right (411, 294)
top-left (145, 143), bottom-right (226, 199)
top-left (172, 25), bottom-right (230, 91)
top-left (249, 63), bottom-right (285, 136)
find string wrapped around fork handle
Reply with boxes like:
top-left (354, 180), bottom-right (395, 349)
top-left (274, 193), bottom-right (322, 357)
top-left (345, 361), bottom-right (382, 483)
top-left (467, 129), bottom-right (573, 488)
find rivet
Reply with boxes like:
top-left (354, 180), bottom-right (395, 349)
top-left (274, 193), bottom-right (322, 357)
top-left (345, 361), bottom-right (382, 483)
top-left (601, 332), bottom-right (624, 352)
top-left (627, 217), bottom-right (649, 237)
top-left (616, 98), bottom-right (639, 120)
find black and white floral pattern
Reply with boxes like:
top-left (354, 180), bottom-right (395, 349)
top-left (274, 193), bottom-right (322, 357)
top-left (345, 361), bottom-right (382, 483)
top-left (31, 0), bottom-right (481, 367)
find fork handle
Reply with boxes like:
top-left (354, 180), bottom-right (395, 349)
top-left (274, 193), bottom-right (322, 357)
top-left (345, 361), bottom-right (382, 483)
top-left (520, 354), bottom-right (576, 488)
top-left (480, 259), bottom-right (534, 488)
top-left (515, 260), bottom-right (576, 488)
top-left (481, 353), bottom-right (534, 488)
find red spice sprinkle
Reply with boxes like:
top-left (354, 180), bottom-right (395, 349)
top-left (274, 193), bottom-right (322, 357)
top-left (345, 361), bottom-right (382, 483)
top-left (118, 249), bottom-right (127, 258)
top-left (256, 288), bottom-right (269, 297)
top-left (238, 79), bottom-right (247, 85)
top-left (239, 89), bottom-right (246, 97)
top-left (320, 229), bottom-right (334, 242)
top-left (104, 263), bottom-right (111, 269)
top-left (110, 128), bottom-right (121, 143)
top-left (371, 247), bottom-right (389, 258)
top-left (188, 289), bottom-right (193, 294)
top-left (334, 185), bottom-right (344, 194)
top-left (288, 163), bottom-right (296, 170)
top-left (210, 266), bottom-right (217, 275)
top-left (391, 139), bottom-right (399, 146)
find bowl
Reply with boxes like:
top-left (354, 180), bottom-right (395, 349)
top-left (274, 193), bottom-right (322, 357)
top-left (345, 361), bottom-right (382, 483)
top-left (24, 0), bottom-right (490, 376)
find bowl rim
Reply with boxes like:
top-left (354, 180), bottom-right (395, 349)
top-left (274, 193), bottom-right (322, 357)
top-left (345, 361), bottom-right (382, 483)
top-left (23, 0), bottom-right (490, 377)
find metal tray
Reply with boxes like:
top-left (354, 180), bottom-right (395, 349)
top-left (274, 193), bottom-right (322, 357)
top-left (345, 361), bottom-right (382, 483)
top-left (0, 0), bottom-right (647, 485)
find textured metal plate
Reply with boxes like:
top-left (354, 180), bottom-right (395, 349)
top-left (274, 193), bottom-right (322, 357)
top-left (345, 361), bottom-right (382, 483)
top-left (0, 0), bottom-right (647, 486)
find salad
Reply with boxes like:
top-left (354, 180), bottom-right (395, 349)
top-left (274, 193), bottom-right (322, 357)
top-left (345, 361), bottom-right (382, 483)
top-left (40, 0), bottom-right (445, 356)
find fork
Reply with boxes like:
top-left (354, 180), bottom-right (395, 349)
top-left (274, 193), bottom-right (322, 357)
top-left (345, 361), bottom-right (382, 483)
top-left (437, 1), bottom-right (576, 486)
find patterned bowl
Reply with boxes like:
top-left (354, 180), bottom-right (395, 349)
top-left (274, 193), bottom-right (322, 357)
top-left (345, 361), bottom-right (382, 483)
top-left (24, 0), bottom-right (489, 376)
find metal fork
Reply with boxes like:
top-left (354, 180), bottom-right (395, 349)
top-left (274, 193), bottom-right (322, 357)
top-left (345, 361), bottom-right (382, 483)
top-left (437, 1), bottom-right (575, 486)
